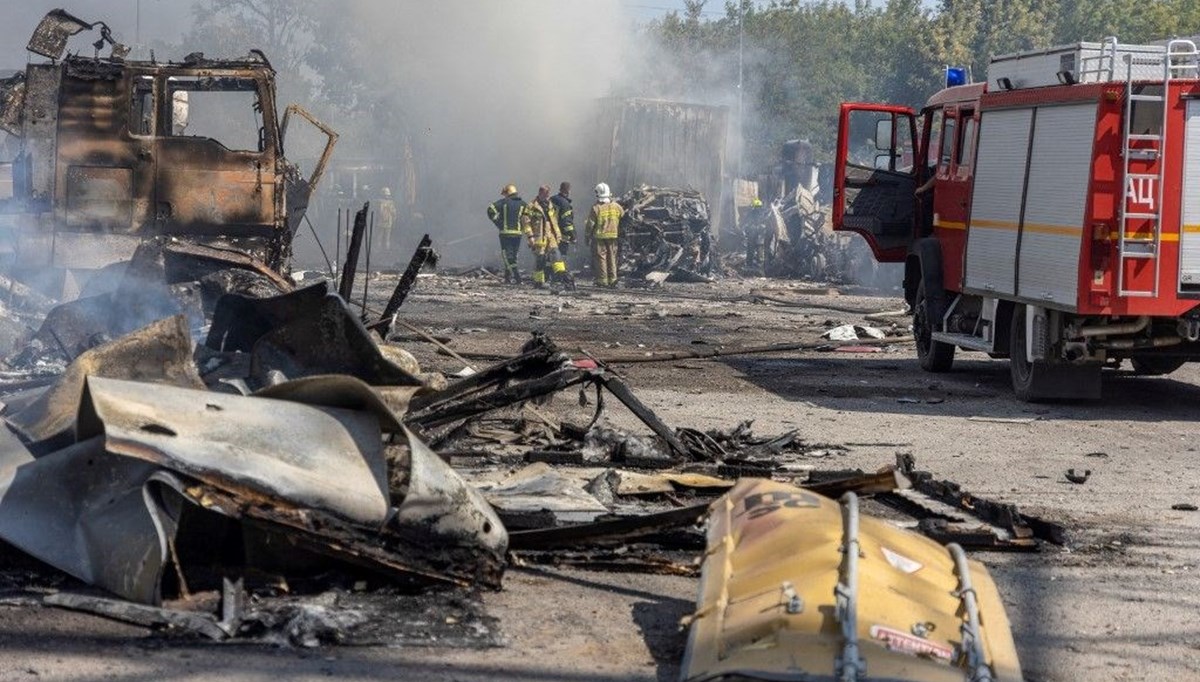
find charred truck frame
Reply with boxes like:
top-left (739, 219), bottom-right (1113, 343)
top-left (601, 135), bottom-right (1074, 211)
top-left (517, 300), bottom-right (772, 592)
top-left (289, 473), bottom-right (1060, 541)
top-left (0, 10), bottom-right (336, 296)
top-left (834, 38), bottom-right (1200, 400)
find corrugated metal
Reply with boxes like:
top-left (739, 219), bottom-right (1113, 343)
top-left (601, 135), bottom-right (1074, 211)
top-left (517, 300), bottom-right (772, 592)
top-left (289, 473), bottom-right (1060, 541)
top-left (1017, 104), bottom-right (1095, 307)
top-left (596, 98), bottom-right (728, 234)
top-left (965, 108), bottom-right (1032, 295)
top-left (1180, 100), bottom-right (1200, 286)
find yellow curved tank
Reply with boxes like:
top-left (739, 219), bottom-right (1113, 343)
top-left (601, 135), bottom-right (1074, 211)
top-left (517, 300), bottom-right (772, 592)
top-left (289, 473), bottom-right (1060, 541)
top-left (681, 478), bottom-right (1023, 681)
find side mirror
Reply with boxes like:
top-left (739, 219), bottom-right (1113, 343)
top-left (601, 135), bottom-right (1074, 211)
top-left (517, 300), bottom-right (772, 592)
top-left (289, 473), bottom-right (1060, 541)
top-left (875, 118), bottom-right (893, 151)
top-left (874, 154), bottom-right (892, 170)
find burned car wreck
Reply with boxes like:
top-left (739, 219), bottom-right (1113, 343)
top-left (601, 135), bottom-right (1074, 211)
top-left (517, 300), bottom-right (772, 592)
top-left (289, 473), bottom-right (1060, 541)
top-left (0, 9), bottom-right (336, 300)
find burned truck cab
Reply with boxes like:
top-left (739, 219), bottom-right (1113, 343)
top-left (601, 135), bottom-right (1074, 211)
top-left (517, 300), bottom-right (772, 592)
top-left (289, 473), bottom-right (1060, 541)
top-left (0, 10), bottom-right (335, 297)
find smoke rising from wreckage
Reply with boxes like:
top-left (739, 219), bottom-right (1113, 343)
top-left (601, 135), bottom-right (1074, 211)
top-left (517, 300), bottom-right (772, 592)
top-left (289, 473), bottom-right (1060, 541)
top-left (5, 5), bottom-right (1196, 682)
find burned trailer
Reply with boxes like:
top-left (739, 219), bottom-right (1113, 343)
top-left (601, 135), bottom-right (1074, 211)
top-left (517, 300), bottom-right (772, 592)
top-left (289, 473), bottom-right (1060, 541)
top-left (0, 10), bottom-right (336, 298)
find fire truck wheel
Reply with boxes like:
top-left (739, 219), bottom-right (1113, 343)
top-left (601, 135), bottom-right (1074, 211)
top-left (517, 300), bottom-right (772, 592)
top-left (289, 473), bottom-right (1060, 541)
top-left (1009, 304), bottom-right (1101, 401)
top-left (914, 281), bottom-right (954, 372)
top-left (1130, 356), bottom-right (1186, 376)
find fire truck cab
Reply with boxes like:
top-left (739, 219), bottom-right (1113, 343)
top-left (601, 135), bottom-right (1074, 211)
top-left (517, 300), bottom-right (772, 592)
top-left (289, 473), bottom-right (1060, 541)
top-left (834, 38), bottom-right (1200, 400)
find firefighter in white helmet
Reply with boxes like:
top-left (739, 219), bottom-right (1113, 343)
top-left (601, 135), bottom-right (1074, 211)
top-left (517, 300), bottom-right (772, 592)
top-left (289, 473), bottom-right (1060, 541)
top-left (585, 182), bottom-right (623, 287)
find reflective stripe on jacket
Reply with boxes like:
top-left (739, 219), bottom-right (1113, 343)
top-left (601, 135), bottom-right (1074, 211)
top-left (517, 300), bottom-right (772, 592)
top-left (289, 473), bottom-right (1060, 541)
top-left (521, 199), bottom-right (561, 252)
top-left (551, 193), bottom-right (574, 233)
top-left (488, 195), bottom-right (526, 235)
top-left (586, 201), bottom-right (623, 240)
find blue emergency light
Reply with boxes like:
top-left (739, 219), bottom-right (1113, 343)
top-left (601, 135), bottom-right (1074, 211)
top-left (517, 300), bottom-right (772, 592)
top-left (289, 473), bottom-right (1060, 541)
top-left (945, 66), bottom-right (968, 88)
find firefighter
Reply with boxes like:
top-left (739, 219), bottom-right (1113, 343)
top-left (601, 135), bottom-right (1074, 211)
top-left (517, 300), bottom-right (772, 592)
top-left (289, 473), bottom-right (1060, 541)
top-left (487, 184), bottom-right (526, 284)
top-left (744, 196), bottom-right (769, 275)
top-left (550, 182), bottom-right (575, 256)
top-left (378, 187), bottom-right (397, 251)
top-left (522, 185), bottom-right (569, 289)
top-left (585, 182), bottom-right (623, 287)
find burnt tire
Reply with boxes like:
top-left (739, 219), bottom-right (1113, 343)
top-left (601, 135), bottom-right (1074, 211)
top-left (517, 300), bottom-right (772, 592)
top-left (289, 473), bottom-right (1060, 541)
top-left (1130, 356), bottom-right (1186, 376)
top-left (914, 280), bottom-right (954, 372)
top-left (1009, 304), bottom-right (1101, 401)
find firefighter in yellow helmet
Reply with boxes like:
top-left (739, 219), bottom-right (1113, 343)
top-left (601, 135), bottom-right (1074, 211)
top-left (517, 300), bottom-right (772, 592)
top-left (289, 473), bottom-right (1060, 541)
top-left (585, 182), bottom-right (624, 287)
top-left (521, 185), bottom-right (569, 289)
top-left (487, 184), bottom-right (526, 284)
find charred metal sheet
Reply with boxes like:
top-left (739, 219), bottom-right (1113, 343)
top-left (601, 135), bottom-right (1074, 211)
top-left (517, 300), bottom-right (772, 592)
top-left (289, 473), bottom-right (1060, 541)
top-left (681, 479), bottom-right (1024, 682)
top-left (479, 463), bottom-right (609, 529)
top-left (77, 376), bottom-right (392, 525)
top-left (163, 242), bottom-right (295, 293)
top-left (206, 281), bottom-right (329, 351)
top-left (253, 374), bottom-right (410, 433)
top-left (26, 10), bottom-right (93, 60)
top-left (338, 203), bottom-right (369, 302)
top-left (5, 316), bottom-right (202, 447)
top-left (0, 436), bottom-right (170, 604)
top-left (898, 455), bottom-right (1067, 546)
top-left (393, 427), bottom-right (507, 578)
top-left (206, 283), bottom-right (421, 388)
top-left (44, 592), bottom-right (228, 640)
top-left (508, 503), bottom-right (707, 551)
top-left (0, 73), bottom-right (25, 136)
top-left (375, 234), bottom-right (438, 338)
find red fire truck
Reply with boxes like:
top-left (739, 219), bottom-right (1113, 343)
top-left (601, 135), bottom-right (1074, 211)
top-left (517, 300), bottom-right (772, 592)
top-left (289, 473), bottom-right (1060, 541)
top-left (833, 38), bottom-right (1200, 400)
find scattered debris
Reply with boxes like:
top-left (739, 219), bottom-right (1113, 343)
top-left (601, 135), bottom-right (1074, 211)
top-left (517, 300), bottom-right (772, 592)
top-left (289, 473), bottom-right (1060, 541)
top-left (822, 324), bottom-right (887, 341)
top-left (616, 186), bottom-right (717, 284)
top-left (1065, 469), bottom-right (1091, 484)
top-left (1171, 503), bottom-right (1198, 512)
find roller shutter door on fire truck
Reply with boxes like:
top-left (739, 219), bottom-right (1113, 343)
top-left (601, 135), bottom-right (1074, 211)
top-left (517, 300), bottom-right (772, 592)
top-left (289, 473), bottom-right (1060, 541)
top-left (966, 103), bottom-right (1097, 308)
top-left (1181, 100), bottom-right (1200, 287)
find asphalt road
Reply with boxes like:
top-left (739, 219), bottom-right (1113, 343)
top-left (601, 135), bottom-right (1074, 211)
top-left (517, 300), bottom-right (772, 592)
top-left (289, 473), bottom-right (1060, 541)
top-left (3, 275), bottom-right (1199, 681)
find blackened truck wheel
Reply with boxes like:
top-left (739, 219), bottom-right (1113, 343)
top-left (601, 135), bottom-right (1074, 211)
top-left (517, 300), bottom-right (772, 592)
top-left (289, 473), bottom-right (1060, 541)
top-left (914, 280), bottom-right (954, 372)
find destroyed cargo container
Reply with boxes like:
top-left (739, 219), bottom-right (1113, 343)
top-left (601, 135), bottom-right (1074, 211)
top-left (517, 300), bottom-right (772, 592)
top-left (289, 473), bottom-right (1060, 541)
top-left (0, 10), bottom-right (336, 296)
top-left (593, 98), bottom-right (729, 235)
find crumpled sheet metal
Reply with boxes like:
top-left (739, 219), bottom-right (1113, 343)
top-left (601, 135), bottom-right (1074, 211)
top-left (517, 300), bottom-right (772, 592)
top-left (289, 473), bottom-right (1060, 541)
top-left (0, 371), bottom-right (506, 603)
top-left (206, 283), bottom-right (421, 389)
top-left (5, 316), bottom-right (204, 447)
top-left (0, 430), bottom-right (176, 604)
top-left (681, 479), bottom-right (1022, 682)
top-left (78, 376), bottom-right (392, 526)
top-left (26, 9), bottom-right (93, 60)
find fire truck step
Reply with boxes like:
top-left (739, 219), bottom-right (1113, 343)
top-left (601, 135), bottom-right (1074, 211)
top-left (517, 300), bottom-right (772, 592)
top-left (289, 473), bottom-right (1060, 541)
top-left (930, 332), bottom-right (994, 353)
top-left (1130, 93), bottom-right (1165, 101)
top-left (1128, 149), bottom-right (1160, 159)
top-left (1121, 251), bottom-right (1157, 259)
top-left (1127, 134), bottom-right (1161, 142)
top-left (1123, 212), bottom-right (1160, 220)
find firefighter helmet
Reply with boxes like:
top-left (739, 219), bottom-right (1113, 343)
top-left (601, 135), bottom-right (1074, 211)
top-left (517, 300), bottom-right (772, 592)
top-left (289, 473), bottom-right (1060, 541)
top-left (595, 182), bottom-right (611, 200)
top-left (502, 184), bottom-right (517, 197)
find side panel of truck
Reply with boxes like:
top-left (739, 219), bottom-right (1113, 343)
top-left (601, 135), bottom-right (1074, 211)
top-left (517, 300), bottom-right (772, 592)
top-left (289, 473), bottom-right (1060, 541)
top-left (1180, 100), bottom-right (1200, 285)
top-left (963, 108), bottom-right (1030, 296)
top-left (1016, 103), bottom-right (1096, 307)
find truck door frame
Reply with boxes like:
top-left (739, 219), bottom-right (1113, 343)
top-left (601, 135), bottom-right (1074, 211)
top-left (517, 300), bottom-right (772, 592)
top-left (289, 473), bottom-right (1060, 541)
top-left (832, 103), bottom-right (918, 262)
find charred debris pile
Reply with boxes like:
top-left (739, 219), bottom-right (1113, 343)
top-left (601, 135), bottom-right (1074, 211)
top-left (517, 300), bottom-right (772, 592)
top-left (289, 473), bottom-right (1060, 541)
top-left (0, 230), bottom-right (1065, 649)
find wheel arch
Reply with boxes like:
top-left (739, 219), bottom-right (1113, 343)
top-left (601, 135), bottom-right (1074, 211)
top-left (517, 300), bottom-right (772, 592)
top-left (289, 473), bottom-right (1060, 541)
top-left (905, 238), bottom-right (944, 308)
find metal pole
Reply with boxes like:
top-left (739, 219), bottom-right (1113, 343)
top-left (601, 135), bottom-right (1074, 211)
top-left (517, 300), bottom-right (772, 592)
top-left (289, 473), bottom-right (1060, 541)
top-left (737, 0), bottom-right (745, 178)
top-left (135, 0), bottom-right (140, 58)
